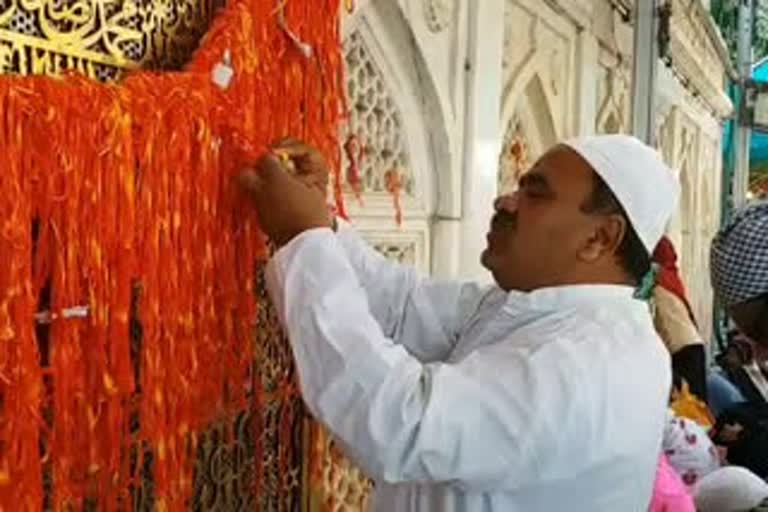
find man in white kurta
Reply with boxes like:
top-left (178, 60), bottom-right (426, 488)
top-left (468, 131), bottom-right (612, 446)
top-left (241, 135), bottom-right (680, 511)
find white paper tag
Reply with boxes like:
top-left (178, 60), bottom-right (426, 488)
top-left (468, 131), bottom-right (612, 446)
top-left (212, 62), bottom-right (234, 90)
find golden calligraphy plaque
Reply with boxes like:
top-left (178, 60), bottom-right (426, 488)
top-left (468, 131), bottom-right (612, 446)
top-left (0, 0), bottom-right (222, 80)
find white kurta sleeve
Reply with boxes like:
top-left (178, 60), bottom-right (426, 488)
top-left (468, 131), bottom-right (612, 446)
top-left (333, 221), bottom-right (488, 362)
top-left (266, 228), bottom-right (550, 491)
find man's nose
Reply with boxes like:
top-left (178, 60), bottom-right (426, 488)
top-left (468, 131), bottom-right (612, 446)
top-left (493, 193), bottom-right (519, 213)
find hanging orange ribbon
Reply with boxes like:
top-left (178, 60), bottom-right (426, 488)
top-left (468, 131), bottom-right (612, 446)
top-left (0, 0), bottom-right (345, 510)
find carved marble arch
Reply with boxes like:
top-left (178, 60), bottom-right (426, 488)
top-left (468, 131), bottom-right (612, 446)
top-left (695, 165), bottom-right (715, 331)
top-left (676, 119), bottom-right (700, 280)
top-left (655, 108), bottom-right (677, 165)
top-left (339, 1), bottom-right (448, 226)
top-left (596, 69), bottom-right (629, 135)
top-left (655, 107), bottom-right (684, 249)
top-left (699, 135), bottom-right (720, 235)
top-left (601, 113), bottom-right (620, 134)
top-left (693, 135), bottom-right (718, 332)
top-left (499, 72), bottom-right (558, 194)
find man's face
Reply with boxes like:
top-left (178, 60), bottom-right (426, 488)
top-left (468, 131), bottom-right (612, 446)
top-left (730, 294), bottom-right (768, 347)
top-left (480, 145), bottom-right (612, 291)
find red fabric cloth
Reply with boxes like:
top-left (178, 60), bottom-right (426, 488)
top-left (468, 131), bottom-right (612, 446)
top-left (653, 237), bottom-right (697, 325)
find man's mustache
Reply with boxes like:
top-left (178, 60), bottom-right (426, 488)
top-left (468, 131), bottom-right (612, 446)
top-left (491, 210), bottom-right (517, 231)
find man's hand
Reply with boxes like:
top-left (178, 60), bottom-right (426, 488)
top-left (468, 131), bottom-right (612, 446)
top-left (272, 138), bottom-right (331, 197)
top-left (239, 151), bottom-right (331, 247)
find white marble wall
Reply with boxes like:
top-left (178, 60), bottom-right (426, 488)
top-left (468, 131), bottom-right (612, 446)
top-left (337, 0), bottom-right (731, 333)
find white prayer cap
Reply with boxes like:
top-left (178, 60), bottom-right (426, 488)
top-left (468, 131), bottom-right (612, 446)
top-left (563, 135), bottom-right (680, 254)
top-left (694, 466), bottom-right (768, 511)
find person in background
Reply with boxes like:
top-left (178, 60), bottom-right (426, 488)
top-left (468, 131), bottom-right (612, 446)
top-left (239, 135), bottom-right (680, 511)
top-left (710, 328), bottom-right (768, 479)
top-left (652, 236), bottom-right (708, 400)
top-left (651, 238), bottom-right (715, 429)
top-left (711, 201), bottom-right (768, 348)
top-left (709, 202), bottom-right (768, 478)
top-left (717, 329), bottom-right (768, 406)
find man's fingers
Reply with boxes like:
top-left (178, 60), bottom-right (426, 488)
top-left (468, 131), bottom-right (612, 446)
top-left (273, 136), bottom-right (304, 148)
top-left (260, 153), bottom-right (315, 196)
top-left (258, 153), bottom-right (289, 180)
top-left (238, 168), bottom-right (264, 194)
top-left (271, 138), bottom-right (331, 182)
top-left (299, 173), bottom-right (329, 194)
top-left (238, 153), bottom-right (288, 195)
top-left (272, 138), bottom-right (312, 157)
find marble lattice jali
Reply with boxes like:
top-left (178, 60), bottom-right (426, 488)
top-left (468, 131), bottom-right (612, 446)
top-left (0, 0), bottom-right (345, 510)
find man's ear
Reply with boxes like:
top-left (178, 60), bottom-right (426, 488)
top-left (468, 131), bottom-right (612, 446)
top-left (578, 214), bottom-right (627, 262)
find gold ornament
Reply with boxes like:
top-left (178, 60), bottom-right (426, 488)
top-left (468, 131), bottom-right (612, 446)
top-left (0, 0), bottom-right (222, 80)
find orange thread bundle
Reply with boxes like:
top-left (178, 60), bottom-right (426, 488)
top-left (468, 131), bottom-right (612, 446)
top-left (0, 0), bottom-right (344, 509)
top-left (0, 83), bottom-right (45, 511)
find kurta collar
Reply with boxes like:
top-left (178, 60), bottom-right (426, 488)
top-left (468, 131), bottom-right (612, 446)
top-left (503, 284), bottom-right (639, 313)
